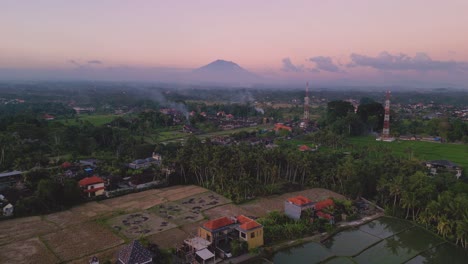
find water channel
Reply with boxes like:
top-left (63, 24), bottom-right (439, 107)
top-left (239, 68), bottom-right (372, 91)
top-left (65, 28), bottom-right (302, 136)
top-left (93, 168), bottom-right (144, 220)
top-left (270, 217), bottom-right (467, 264)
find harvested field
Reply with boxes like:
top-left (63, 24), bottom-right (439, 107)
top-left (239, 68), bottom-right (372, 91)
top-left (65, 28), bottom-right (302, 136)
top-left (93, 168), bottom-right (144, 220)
top-left (71, 202), bottom-right (113, 219)
top-left (100, 188), bottom-right (162, 206)
top-left (0, 216), bottom-right (58, 245)
top-left (179, 221), bottom-right (204, 236)
top-left (152, 202), bottom-right (204, 226)
top-left (68, 245), bottom-right (123, 264)
top-left (203, 204), bottom-right (252, 220)
top-left (0, 237), bottom-right (60, 264)
top-left (147, 228), bottom-right (189, 249)
top-left (157, 185), bottom-right (208, 202)
top-left (109, 212), bottom-right (176, 239)
top-left (46, 210), bottom-right (93, 228)
top-left (177, 191), bottom-right (231, 211)
top-left (42, 222), bottom-right (123, 262)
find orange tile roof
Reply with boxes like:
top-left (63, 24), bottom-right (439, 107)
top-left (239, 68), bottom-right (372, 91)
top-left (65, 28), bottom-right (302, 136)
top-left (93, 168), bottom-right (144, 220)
top-left (203, 217), bottom-right (235, 231)
top-left (299, 145), bottom-right (312, 151)
top-left (79, 176), bottom-right (104, 186)
top-left (236, 215), bottom-right (262, 231)
top-left (287, 196), bottom-right (313, 206)
top-left (274, 123), bottom-right (292, 131)
top-left (314, 199), bottom-right (334, 211)
top-left (317, 211), bottom-right (333, 220)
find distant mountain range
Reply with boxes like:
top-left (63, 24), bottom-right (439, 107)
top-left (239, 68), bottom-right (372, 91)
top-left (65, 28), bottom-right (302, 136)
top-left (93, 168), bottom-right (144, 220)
top-left (189, 59), bottom-right (260, 84)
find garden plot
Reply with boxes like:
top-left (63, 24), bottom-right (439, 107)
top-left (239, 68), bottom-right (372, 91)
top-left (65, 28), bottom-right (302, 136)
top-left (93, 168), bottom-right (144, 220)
top-left (109, 212), bottom-right (176, 239)
top-left (42, 221), bottom-right (123, 262)
top-left (152, 202), bottom-right (204, 225)
top-left (0, 237), bottom-right (60, 264)
top-left (0, 216), bottom-right (58, 245)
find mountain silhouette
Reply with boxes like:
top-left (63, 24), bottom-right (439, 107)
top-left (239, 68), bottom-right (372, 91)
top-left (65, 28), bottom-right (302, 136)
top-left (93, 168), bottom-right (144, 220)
top-left (190, 59), bottom-right (259, 84)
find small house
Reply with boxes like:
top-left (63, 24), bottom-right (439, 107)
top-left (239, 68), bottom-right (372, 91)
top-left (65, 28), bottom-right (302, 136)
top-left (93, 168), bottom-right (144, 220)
top-left (236, 215), bottom-right (264, 249)
top-left (199, 216), bottom-right (235, 247)
top-left (198, 215), bottom-right (264, 251)
top-left (425, 160), bottom-right (463, 179)
top-left (284, 196), bottom-right (315, 220)
top-left (43, 114), bottom-right (55, 120)
top-left (117, 240), bottom-right (152, 264)
top-left (3, 203), bottom-right (13, 216)
top-left (79, 176), bottom-right (105, 198)
top-left (0, 170), bottom-right (23, 191)
top-left (128, 153), bottom-right (162, 169)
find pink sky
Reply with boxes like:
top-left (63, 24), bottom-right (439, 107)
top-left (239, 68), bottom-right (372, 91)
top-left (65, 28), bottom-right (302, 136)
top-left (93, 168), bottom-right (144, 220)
top-left (1, 0), bottom-right (468, 86)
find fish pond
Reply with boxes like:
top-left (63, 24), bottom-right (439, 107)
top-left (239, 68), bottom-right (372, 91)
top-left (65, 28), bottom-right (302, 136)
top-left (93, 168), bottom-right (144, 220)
top-left (271, 217), bottom-right (467, 264)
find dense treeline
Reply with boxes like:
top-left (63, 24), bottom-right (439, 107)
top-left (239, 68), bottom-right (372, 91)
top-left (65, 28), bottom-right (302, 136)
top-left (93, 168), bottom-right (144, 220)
top-left (164, 136), bottom-right (468, 248)
top-left (323, 100), bottom-right (468, 142)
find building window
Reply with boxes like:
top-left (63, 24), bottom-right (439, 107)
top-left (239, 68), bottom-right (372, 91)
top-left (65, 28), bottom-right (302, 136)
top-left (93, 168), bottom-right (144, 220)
top-left (240, 232), bottom-right (246, 239)
top-left (250, 232), bottom-right (255, 238)
top-left (207, 234), bottom-right (211, 242)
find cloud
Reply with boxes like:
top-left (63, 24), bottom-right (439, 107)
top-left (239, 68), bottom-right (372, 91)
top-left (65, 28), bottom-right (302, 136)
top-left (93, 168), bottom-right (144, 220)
top-left (87, 60), bottom-right (102, 64)
top-left (68, 59), bottom-right (82, 67)
top-left (281, 58), bottom-right (304, 72)
top-left (348, 51), bottom-right (467, 72)
top-left (309, 56), bottom-right (344, 73)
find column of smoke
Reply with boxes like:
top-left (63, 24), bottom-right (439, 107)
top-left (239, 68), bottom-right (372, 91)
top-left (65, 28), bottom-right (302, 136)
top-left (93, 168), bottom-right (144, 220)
top-left (233, 90), bottom-right (264, 115)
top-left (146, 88), bottom-right (189, 121)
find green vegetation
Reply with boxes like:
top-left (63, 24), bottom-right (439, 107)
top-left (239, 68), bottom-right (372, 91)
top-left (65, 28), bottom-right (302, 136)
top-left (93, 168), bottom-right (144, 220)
top-left (258, 211), bottom-right (325, 244)
top-left (348, 136), bottom-right (468, 170)
top-left (57, 114), bottom-right (118, 126)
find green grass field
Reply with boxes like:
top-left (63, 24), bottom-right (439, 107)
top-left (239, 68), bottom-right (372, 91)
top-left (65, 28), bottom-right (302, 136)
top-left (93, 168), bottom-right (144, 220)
top-left (348, 136), bottom-right (468, 170)
top-left (57, 114), bottom-right (118, 126)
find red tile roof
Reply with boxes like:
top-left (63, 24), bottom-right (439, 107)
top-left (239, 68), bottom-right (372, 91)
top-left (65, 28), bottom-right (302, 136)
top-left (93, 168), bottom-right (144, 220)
top-left (61, 162), bottom-right (72, 169)
top-left (314, 199), bottom-right (334, 211)
top-left (274, 123), bottom-right (292, 132)
top-left (299, 145), bottom-right (312, 151)
top-left (79, 176), bottom-right (104, 186)
top-left (317, 211), bottom-right (333, 220)
top-left (203, 217), bottom-right (235, 231)
top-left (287, 196), bottom-right (313, 206)
top-left (236, 215), bottom-right (262, 231)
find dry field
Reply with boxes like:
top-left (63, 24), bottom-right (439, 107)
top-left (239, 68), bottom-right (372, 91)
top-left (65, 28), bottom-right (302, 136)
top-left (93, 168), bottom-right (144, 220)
top-left (0, 216), bottom-right (58, 245)
top-left (0, 237), bottom-right (60, 264)
top-left (151, 202), bottom-right (204, 226)
top-left (0, 185), bottom-right (345, 262)
top-left (203, 203), bottom-right (252, 220)
top-left (146, 227), bottom-right (189, 249)
top-left (157, 185), bottom-right (208, 201)
top-left (42, 221), bottom-right (123, 262)
top-left (109, 212), bottom-right (177, 239)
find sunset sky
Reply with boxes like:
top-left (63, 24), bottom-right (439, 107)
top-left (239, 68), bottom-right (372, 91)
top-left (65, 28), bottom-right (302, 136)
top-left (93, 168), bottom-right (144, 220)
top-left (1, 0), bottom-right (468, 86)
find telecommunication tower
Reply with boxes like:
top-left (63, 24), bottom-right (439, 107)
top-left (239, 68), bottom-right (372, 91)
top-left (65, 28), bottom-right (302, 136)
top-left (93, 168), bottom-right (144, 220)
top-left (303, 82), bottom-right (310, 122)
top-left (382, 90), bottom-right (391, 139)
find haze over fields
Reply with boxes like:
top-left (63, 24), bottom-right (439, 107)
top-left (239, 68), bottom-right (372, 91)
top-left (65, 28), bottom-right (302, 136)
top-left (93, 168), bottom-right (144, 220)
top-left (1, 1), bottom-right (468, 88)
